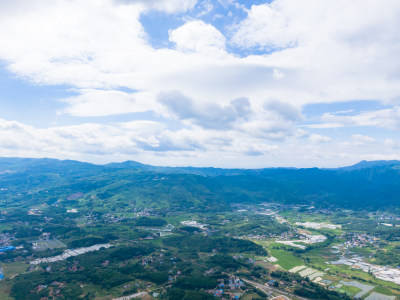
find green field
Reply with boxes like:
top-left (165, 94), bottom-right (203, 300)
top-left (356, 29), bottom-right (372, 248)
top-left (33, 239), bottom-right (67, 251)
top-left (0, 283), bottom-right (13, 300)
top-left (337, 285), bottom-right (361, 297)
top-left (369, 286), bottom-right (400, 298)
top-left (0, 225), bottom-right (12, 232)
top-left (2, 262), bottom-right (28, 278)
top-left (241, 293), bottom-right (264, 300)
top-left (267, 248), bottom-right (304, 270)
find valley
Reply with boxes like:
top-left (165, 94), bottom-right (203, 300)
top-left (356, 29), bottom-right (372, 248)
top-left (0, 158), bottom-right (400, 299)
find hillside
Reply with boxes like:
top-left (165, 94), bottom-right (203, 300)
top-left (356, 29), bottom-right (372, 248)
top-left (0, 157), bottom-right (400, 211)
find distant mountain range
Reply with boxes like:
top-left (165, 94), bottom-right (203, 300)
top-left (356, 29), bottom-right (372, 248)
top-left (1, 156), bottom-right (399, 174)
top-left (0, 157), bottom-right (399, 210)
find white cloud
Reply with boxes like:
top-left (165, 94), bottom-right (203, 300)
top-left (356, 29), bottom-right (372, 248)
top-left (309, 134), bottom-right (331, 143)
top-left (60, 90), bottom-right (137, 117)
top-left (232, 2), bottom-right (300, 49)
top-left (1, 0), bottom-right (399, 119)
top-left (0, 118), bottom-right (280, 164)
top-left (196, 1), bottom-right (214, 17)
top-left (352, 134), bottom-right (375, 146)
top-left (0, 117), bottom-right (399, 167)
top-left (232, 0), bottom-right (400, 104)
top-left (0, 0), bottom-right (400, 166)
top-left (385, 139), bottom-right (400, 149)
top-left (301, 123), bottom-right (344, 129)
top-left (169, 20), bottom-right (226, 55)
top-left (320, 107), bottom-right (400, 130)
top-left (264, 100), bottom-right (301, 121)
top-left (272, 68), bottom-right (285, 80)
top-left (158, 90), bottom-right (252, 129)
top-left (115, 0), bottom-right (198, 13)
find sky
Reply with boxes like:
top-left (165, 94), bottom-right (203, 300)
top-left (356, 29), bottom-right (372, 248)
top-left (0, 0), bottom-right (400, 168)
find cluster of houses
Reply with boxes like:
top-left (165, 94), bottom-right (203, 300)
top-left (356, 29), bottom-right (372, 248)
top-left (275, 232), bottom-right (327, 250)
top-left (102, 213), bottom-right (127, 223)
top-left (31, 281), bottom-right (65, 298)
top-left (136, 208), bottom-right (154, 217)
top-left (337, 233), bottom-right (380, 249)
top-left (210, 277), bottom-right (245, 299)
top-left (0, 233), bottom-right (14, 246)
top-left (79, 212), bottom-right (99, 225)
top-left (180, 220), bottom-right (208, 229)
top-left (376, 214), bottom-right (400, 222)
top-left (330, 254), bottom-right (400, 285)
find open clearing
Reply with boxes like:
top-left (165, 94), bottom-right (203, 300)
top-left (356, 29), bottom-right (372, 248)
top-left (289, 265), bottom-right (306, 273)
top-left (268, 248), bottom-right (304, 270)
top-left (2, 262), bottom-right (28, 278)
top-left (33, 239), bottom-right (67, 252)
top-left (365, 292), bottom-right (396, 300)
top-left (340, 280), bottom-right (374, 298)
top-left (299, 267), bottom-right (317, 277)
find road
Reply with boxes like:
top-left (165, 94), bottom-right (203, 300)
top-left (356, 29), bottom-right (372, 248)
top-left (180, 256), bottom-right (311, 300)
top-left (112, 291), bottom-right (147, 300)
top-left (242, 278), bottom-right (310, 300)
top-left (150, 248), bottom-right (310, 300)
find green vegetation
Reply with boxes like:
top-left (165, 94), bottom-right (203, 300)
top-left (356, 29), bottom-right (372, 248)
top-left (69, 236), bottom-right (108, 248)
top-left (1, 158), bottom-right (400, 299)
top-left (135, 217), bottom-right (167, 227)
top-left (163, 234), bottom-right (266, 255)
top-left (374, 246), bottom-right (400, 267)
top-left (294, 283), bottom-right (351, 300)
top-left (164, 288), bottom-right (216, 300)
top-left (267, 247), bottom-right (304, 270)
top-left (207, 254), bottom-right (243, 270)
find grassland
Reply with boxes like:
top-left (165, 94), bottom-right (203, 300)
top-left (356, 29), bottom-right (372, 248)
top-left (266, 249), bottom-right (304, 270)
top-left (337, 285), bottom-right (361, 296)
top-left (241, 293), bottom-right (264, 300)
top-left (0, 283), bottom-right (13, 300)
top-left (2, 262), bottom-right (28, 278)
top-left (0, 225), bottom-right (12, 232)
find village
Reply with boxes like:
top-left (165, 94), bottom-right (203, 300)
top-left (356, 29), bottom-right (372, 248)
top-left (330, 254), bottom-right (400, 286)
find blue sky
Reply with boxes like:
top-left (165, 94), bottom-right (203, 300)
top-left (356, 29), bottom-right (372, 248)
top-left (0, 0), bottom-right (399, 168)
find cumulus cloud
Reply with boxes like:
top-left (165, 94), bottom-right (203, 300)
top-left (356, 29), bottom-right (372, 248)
top-left (352, 134), bottom-right (376, 146)
top-left (0, 118), bottom-right (196, 157)
top-left (0, 117), bottom-right (283, 165)
top-left (157, 90), bottom-right (251, 129)
top-left (231, 0), bottom-right (400, 104)
top-left (239, 119), bottom-right (293, 141)
top-left (232, 2), bottom-right (299, 49)
top-left (320, 107), bottom-right (400, 130)
top-left (116, 0), bottom-right (198, 13)
top-left (60, 90), bottom-right (138, 117)
top-left (0, 0), bottom-right (400, 166)
top-left (1, 0), bottom-right (399, 117)
top-left (309, 134), bottom-right (331, 143)
top-left (0, 116), bottom-right (399, 168)
top-left (264, 100), bottom-right (301, 121)
top-left (169, 20), bottom-right (226, 55)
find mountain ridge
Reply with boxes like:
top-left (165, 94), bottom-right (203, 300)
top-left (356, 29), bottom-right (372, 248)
top-left (2, 156), bottom-right (400, 174)
top-left (1, 157), bottom-right (400, 210)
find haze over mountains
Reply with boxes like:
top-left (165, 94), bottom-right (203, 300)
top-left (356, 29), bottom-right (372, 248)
top-left (0, 157), bottom-right (399, 211)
